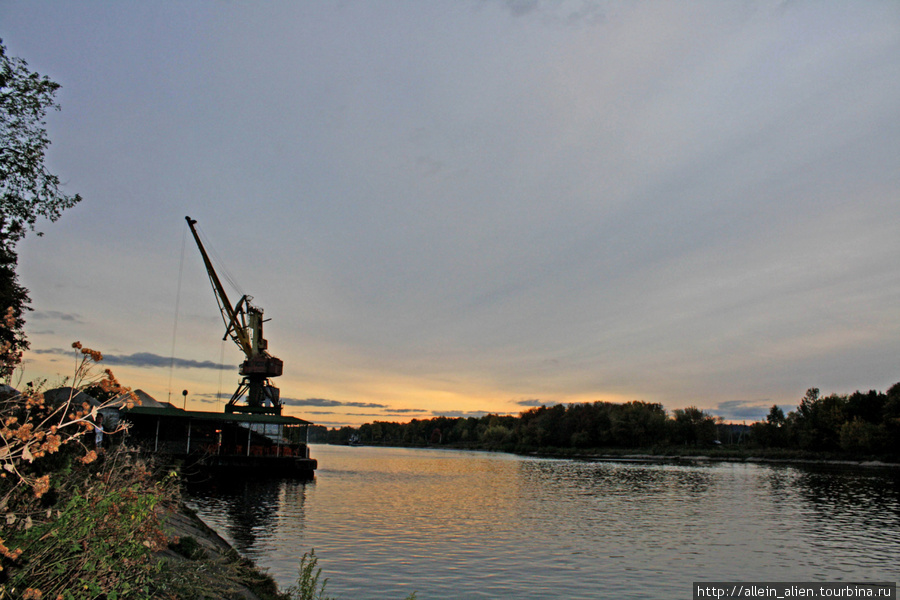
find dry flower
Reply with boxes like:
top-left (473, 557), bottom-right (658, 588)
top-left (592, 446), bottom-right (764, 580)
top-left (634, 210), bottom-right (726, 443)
top-left (32, 475), bottom-right (50, 499)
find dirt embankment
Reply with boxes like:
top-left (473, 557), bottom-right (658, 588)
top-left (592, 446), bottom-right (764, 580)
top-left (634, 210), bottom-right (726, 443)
top-left (156, 502), bottom-right (286, 600)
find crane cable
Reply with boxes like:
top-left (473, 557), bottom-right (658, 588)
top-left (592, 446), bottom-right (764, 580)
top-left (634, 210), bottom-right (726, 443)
top-left (167, 226), bottom-right (188, 404)
top-left (217, 338), bottom-right (226, 410)
top-left (193, 221), bottom-right (246, 300)
top-left (170, 219), bottom-right (248, 407)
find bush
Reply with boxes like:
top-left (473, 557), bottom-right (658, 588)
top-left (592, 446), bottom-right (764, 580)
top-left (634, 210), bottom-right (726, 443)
top-left (1, 448), bottom-right (177, 599)
top-left (0, 343), bottom-right (170, 599)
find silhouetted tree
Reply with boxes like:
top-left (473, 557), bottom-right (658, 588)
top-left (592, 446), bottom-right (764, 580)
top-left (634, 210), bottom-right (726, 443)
top-left (845, 389), bottom-right (885, 424)
top-left (791, 388), bottom-right (847, 451)
top-left (324, 382), bottom-right (900, 458)
top-left (669, 406), bottom-right (717, 446)
top-left (839, 417), bottom-right (889, 454)
top-left (750, 405), bottom-right (788, 447)
top-left (610, 401), bottom-right (667, 447)
top-left (0, 243), bottom-right (28, 377)
top-left (0, 40), bottom-right (82, 378)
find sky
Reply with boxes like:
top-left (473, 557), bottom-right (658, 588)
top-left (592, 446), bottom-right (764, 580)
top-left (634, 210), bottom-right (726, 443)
top-left (3, 0), bottom-right (899, 427)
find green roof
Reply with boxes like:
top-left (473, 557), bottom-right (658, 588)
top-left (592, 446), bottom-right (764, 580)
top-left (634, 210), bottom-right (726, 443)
top-left (123, 405), bottom-right (312, 426)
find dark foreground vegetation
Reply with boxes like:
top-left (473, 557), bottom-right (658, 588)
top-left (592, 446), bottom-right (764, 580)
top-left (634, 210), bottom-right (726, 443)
top-left (0, 346), bottom-right (296, 599)
top-left (318, 384), bottom-right (900, 462)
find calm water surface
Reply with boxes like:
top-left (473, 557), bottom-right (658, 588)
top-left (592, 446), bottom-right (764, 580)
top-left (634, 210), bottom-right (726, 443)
top-left (187, 445), bottom-right (900, 599)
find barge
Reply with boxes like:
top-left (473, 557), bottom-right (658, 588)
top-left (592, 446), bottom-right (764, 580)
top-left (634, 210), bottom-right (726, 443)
top-left (122, 403), bottom-right (317, 478)
top-left (143, 216), bottom-right (320, 478)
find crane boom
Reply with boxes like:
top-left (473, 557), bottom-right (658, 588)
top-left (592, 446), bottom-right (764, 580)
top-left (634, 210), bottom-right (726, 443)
top-left (185, 217), bottom-right (254, 357)
top-left (185, 216), bottom-right (284, 414)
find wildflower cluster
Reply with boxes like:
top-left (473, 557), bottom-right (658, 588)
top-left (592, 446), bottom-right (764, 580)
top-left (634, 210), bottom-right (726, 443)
top-left (0, 342), bottom-right (141, 576)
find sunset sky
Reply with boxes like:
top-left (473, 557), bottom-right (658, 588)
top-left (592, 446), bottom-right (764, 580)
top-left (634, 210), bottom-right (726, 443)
top-left (3, 1), bottom-right (899, 427)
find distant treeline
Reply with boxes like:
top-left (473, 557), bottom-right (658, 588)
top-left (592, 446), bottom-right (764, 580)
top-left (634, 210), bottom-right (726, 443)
top-left (309, 383), bottom-right (900, 458)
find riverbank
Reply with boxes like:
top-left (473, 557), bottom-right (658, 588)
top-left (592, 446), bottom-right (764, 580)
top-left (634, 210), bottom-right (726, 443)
top-left (550, 451), bottom-right (900, 469)
top-left (519, 445), bottom-right (900, 468)
top-left (338, 441), bottom-right (900, 469)
top-left (156, 501), bottom-right (287, 600)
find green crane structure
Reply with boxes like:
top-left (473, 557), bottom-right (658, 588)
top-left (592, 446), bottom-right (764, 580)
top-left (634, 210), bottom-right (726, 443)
top-left (185, 216), bottom-right (284, 415)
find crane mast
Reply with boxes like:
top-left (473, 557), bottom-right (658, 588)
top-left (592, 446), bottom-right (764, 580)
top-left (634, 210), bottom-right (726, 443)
top-left (185, 216), bottom-right (284, 415)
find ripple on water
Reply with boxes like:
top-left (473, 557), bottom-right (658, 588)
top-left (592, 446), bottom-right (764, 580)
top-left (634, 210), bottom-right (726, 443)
top-left (187, 446), bottom-right (900, 600)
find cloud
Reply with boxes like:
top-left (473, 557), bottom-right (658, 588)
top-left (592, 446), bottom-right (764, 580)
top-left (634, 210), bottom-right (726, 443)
top-left (503, 0), bottom-right (539, 18)
top-left (186, 393), bottom-right (222, 405)
top-left (10, 1), bottom-right (900, 421)
top-left (280, 397), bottom-right (389, 409)
top-left (30, 311), bottom-right (83, 323)
top-left (31, 348), bottom-right (234, 371)
top-left (321, 409), bottom-right (434, 418)
top-left (282, 400), bottom-right (454, 419)
top-left (712, 400), bottom-right (795, 423)
top-left (345, 412), bottom-right (427, 418)
top-left (499, 0), bottom-right (605, 25)
top-left (105, 353), bottom-right (234, 371)
top-left (515, 399), bottom-right (558, 407)
top-left (32, 348), bottom-right (73, 356)
top-left (300, 408), bottom-right (503, 421)
top-left (307, 420), bottom-right (353, 428)
top-left (431, 410), bottom-right (493, 419)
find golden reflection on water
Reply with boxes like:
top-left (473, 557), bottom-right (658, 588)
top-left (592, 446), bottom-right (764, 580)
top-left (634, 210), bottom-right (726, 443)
top-left (188, 446), bottom-right (900, 600)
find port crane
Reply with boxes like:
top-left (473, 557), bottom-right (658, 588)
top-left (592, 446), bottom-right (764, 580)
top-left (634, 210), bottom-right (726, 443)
top-left (185, 216), bottom-right (284, 415)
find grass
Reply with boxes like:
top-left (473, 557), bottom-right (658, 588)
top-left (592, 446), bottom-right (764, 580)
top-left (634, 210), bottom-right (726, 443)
top-left (285, 550), bottom-right (417, 600)
top-left (1, 450), bottom-right (174, 599)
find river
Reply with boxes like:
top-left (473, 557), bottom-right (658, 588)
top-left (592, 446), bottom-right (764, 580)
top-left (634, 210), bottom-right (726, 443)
top-left (186, 444), bottom-right (900, 599)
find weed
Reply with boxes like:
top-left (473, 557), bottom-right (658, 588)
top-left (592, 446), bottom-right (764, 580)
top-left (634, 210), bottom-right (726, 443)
top-left (285, 549), bottom-right (333, 600)
top-left (285, 550), bottom-right (418, 600)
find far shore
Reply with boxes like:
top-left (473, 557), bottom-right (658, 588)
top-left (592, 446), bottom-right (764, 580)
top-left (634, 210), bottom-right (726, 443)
top-left (327, 441), bottom-right (900, 469)
top-left (549, 452), bottom-right (900, 469)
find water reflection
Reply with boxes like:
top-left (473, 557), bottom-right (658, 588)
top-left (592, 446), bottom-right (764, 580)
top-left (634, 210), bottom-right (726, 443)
top-left (187, 477), bottom-right (310, 559)
top-left (789, 466), bottom-right (900, 574)
top-left (187, 447), bottom-right (900, 600)
top-left (794, 465), bottom-right (900, 514)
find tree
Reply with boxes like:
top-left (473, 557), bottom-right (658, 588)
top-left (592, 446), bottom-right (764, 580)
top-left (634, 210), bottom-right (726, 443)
top-left (0, 39), bottom-right (81, 377)
top-left (766, 405), bottom-right (785, 426)
top-left (791, 388), bottom-right (848, 451)
top-left (1, 39), bottom-right (81, 243)
top-left (750, 405), bottom-right (788, 448)
top-left (669, 406), bottom-right (717, 446)
top-left (839, 417), bottom-right (888, 455)
top-left (845, 389), bottom-right (885, 424)
top-left (0, 242), bottom-right (29, 377)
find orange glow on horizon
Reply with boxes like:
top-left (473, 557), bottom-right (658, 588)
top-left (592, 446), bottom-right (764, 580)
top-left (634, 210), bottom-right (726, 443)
top-left (18, 349), bottom-right (650, 428)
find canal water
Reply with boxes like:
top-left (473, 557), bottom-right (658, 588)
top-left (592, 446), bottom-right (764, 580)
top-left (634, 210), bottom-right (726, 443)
top-left (186, 445), bottom-right (900, 599)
